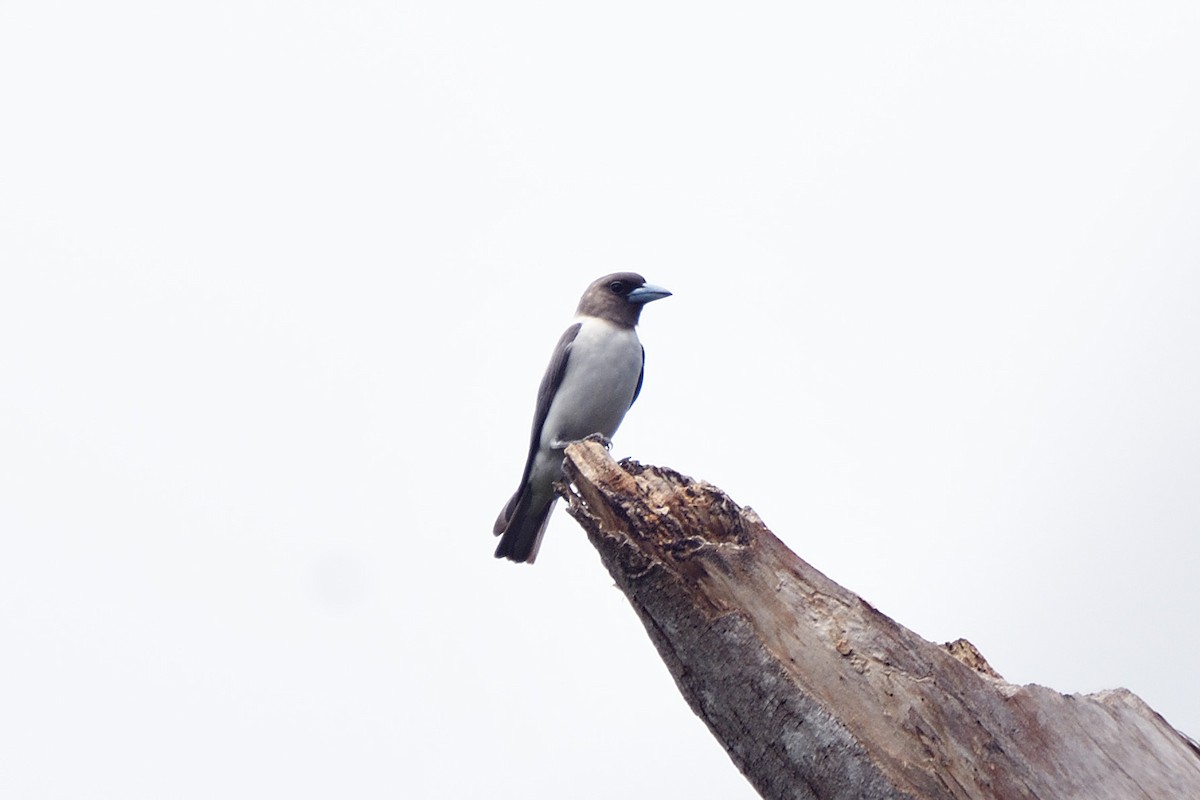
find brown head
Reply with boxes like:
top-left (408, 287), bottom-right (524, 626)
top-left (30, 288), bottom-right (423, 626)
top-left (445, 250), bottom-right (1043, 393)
top-left (575, 272), bottom-right (672, 327)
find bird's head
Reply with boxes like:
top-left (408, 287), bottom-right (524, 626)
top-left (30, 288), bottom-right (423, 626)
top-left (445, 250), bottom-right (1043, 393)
top-left (577, 272), bottom-right (672, 326)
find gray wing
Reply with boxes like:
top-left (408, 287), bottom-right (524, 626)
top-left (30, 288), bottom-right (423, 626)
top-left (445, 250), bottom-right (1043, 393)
top-left (629, 345), bottom-right (645, 407)
top-left (493, 323), bottom-right (581, 539)
top-left (516, 323), bottom-right (581, 490)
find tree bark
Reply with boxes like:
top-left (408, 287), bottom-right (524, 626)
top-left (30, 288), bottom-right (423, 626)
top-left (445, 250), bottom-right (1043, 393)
top-left (558, 440), bottom-right (1200, 800)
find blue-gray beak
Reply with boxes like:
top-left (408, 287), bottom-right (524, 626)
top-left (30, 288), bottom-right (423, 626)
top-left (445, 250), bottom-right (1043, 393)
top-left (627, 283), bottom-right (672, 304)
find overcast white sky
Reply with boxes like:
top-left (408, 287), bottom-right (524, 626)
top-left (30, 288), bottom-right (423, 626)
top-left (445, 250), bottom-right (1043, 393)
top-left (3, 2), bottom-right (1199, 798)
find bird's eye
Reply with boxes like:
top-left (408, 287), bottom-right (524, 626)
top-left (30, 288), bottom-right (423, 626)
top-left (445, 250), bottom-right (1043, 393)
top-left (609, 281), bottom-right (626, 294)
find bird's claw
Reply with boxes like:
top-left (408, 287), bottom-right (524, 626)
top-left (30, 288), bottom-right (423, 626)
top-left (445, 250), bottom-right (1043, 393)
top-left (582, 432), bottom-right (613, 450)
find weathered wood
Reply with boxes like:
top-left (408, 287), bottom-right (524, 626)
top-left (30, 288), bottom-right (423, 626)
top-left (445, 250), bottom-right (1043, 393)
top-left (558, 440), bottom-right (1200, 800)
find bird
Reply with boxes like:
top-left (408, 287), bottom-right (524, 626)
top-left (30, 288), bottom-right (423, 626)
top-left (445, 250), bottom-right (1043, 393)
top-left (493, 272), bottom-right (671, 563)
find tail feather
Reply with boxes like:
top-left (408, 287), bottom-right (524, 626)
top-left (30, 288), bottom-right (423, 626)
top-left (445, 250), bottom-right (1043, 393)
top-left (493, 488), bottom-right (523, 536)
top-left (494, 488), bottom-right (556, 563)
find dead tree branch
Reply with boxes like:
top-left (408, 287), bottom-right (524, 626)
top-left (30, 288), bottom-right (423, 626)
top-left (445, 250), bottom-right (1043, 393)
top-left (558, 440), bottom-right (1200, 800)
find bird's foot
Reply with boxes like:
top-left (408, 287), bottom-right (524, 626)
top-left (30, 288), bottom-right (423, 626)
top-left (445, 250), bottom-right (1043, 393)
top-left (582, 432), bottom-right (613, 450)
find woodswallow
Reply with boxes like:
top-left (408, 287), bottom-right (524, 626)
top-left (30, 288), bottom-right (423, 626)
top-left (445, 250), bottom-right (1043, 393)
top-left (493, 272), bottom-right (671, 563)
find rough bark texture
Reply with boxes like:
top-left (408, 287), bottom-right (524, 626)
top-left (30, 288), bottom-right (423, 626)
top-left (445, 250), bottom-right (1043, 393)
top-left (558, 440), bottom-right (1200, 800)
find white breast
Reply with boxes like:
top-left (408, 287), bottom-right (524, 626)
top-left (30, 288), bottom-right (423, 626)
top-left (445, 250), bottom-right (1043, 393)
top-left (539, 316), bottom-right (643, 449)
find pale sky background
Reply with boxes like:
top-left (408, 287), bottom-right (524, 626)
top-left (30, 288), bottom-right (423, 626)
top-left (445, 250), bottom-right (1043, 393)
top-left (3, 2), bottom-right (1199, 798)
